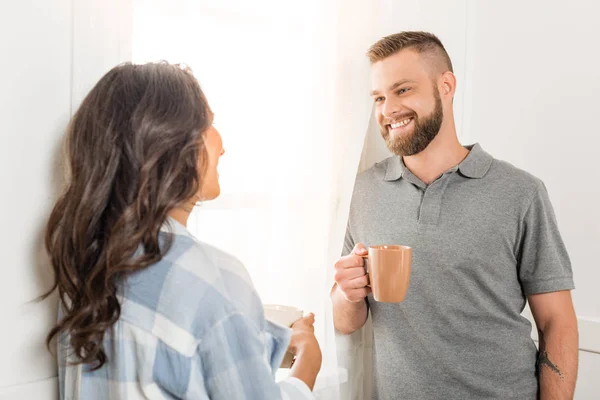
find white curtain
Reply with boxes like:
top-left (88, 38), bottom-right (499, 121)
top-left (133, 0), bottom-right (379, 398)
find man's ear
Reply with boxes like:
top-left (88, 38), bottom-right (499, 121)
top-left (440, 71), bottom-right (457, 97)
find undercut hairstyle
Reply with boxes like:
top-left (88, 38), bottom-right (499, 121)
top-left (367, 31), bottom-right (453, 74)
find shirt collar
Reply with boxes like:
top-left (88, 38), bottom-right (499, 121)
top-left (456, 143), bottom-right (494, 178)
top-left (160, 217), bottom-right (195, 239)
top-left (383, 143), bottom-right (493, 182)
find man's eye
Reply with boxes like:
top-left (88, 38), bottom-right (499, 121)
top-left (374, 96), bottom-right (384, 102)
top-left (397, 88), bottom-right (409, 95)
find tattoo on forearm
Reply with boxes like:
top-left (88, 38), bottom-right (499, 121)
top-left (537, 330), bottom-right (564, 380)
top-left (538, 350), bottom-right (564, 379)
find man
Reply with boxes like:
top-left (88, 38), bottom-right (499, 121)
top-left (331, 31), bottom-right (578, 399)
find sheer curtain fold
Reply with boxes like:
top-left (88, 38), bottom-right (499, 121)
top-left (133, 1), bottom-right (380, 398)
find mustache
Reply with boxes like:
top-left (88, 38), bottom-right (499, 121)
top-left (382, 112), bottom-right (416, 126)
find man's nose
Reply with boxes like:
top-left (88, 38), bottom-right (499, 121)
top-left (381, 97), bottom-right (401, 119)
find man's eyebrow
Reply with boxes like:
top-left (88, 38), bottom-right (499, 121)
top-left (371, 79), bottom-right (416, 96)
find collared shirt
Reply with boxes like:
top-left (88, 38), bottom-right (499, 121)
top-left (344, 143), bottom-right (574, 400)
top-left (58, 218), bottom-right (313, 400)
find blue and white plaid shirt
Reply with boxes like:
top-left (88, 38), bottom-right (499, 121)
top-left (58, 218), bottom-right (314, 399)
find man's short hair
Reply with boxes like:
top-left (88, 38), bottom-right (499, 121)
top-left (367, 31), bottom-right (453, 74)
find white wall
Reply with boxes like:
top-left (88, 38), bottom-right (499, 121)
top-left (0, 1), bottom-right (71, 396)
top-left (360, 0), bottom-right (599, 397)
top-left (0, 1), bottom-right (131, 398)
top-left (465, 1), bottom-right (600, 397)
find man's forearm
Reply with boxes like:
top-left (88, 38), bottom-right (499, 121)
top-left (538, 322), bottom-right (578, 399)
top-left (331, 284), bottom-right (368, 334)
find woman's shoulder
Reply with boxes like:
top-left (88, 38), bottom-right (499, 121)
top-left (163, 233), bottom-right (252, 289)
top-left (158, 219), bottom-right (250, 283)
top-left (121, 235), bottom-right (249, 346)
top-left (161, 232), bottom-right (262, 320)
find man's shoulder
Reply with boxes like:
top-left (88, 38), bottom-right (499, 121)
top-left (355, 156), bottom-right (396, 184)
top-left (487, 156), bottom-right (546, 196)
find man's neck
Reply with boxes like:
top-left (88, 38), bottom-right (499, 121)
top-left (402, 128), bottom-right (469, 185)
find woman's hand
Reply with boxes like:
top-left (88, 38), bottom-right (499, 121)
top-left (288, 313), bottom-right (322, 391)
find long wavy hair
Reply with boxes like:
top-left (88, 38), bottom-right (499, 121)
top-left (42, 61), bottom-right (212, 369)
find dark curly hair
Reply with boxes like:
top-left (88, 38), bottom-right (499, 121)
top-left (42, 61), bottom-right (212, 370)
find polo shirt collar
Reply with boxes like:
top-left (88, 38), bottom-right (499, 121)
top-left (457, 143), bottom-right (493, 178)
top-left (383, 143), bottom-right (493, 182)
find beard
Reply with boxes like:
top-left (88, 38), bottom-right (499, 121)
top-left (380, 88), bottom-right (444, 156)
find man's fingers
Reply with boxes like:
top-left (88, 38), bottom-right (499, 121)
top-left (334, 254), bottom-right (365, 271)
top-left (333, 243), bottom-right (370, 302)
top-left (347, 274), bottom-right (369, 289)
top-left (334, 267), bottom-right (367, 287)
top-left (352, 242), bottom-right (368, 255)
top-left (343, 287), bottom-right (370, 302)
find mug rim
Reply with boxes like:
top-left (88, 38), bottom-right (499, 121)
top-left (369, 245), bottom-right (411, 251)
top-left (263, 304), bottom-right (303, 313)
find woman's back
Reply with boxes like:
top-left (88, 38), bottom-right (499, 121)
top-left (58, 219), bottom-right (295, 399)
top-left (46, 62), bottom-right (320, 399)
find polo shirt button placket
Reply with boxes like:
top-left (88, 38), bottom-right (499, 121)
top-left (418, 174), bottom-right (453, 226)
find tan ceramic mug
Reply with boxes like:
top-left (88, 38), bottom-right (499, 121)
top-left (361, 245), bottom-right (412, 302)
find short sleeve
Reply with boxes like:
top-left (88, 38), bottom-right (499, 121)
top-left (342, 221), bottom-right (355, 257)
top-left (518, 182), bottom-right (575, 295)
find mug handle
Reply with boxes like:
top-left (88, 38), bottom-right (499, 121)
top-left (360, 255), bottom-right (371, 287)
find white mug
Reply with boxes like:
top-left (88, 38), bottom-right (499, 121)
top-left (263, 304), bottom-right (303, 368)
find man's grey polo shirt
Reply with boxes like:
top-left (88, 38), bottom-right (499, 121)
top-left (344, 143), bottom-right (574, 400)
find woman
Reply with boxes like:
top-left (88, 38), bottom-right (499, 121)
top-left (44, 62), bottom-right (322, 399)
